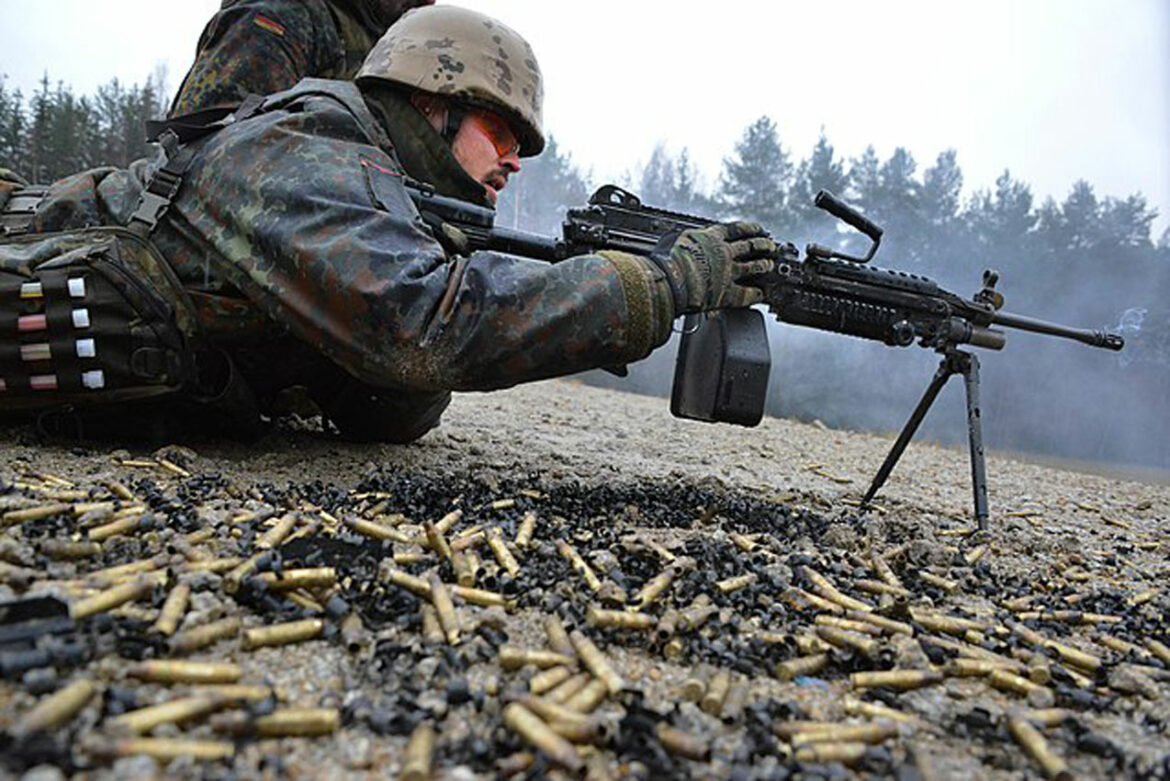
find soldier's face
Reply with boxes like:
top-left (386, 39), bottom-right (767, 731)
top-left (451, 109), bottom-right (522, 207)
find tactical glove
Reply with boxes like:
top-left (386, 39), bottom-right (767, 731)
top-left (650, 221), bottom-right (779, 314)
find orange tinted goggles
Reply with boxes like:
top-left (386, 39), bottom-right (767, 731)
top-left (468, 110), bottom-right (521, 159)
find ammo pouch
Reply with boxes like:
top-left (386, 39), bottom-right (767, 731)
top-left (0, 224), bottom-right (198, 413)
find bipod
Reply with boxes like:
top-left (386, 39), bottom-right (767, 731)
top-left (860, 347), bottom-right (990, 530)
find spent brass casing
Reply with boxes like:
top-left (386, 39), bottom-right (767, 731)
top-left (715, 573), bottom-right (757, 594)
top-left (570, 630), bottom-right (623, 695)
top-left (845, 609), bottom-right (913, 636)
top-left (815, 615), bottom-right (884, 637)
top-left (946, 658), bottom-right (1015, 677)
top-left (151, 584), bottom-right (191, 637)
top-left (451, 529), bottom-right (485, 552)
top-left (259, 567), bottom-right (337, 591)
top-left (815, 625), bottom-right (880, 658)
top-left (965, 544), bottom-right (989, 566)
top-left (803, 566), bottom-right (873, 612)
top-left (41, 539), bottom-right (102, 560)
top-left (1026, 708), bottom-right (1072, 728)
top-left (654, 610), bottom-right (680, 643)
top-left (223, 554), bottom-right (262, 594)
top-left (499, 646), bottom-right (576, 671)
top-left (656, 724), bottom-right (710, 762)
top-left (340, 612), bottom-right (370, 654)
top-left (1009, 716), bottom-right (1072, 780)
top-left (515, 511), bottom-right (538, 548)
top-left (242, 618), bottom-right (323, 650)
top-left (850, 670), bottom-right (943, 691)
top-left (71, 577), bottom-right (153, 619)
top-left (196, 685), bottom-right (275, 702)
top-left (384, 567), bottom-right (432, 598)
top-left (843, 698), bottom-right (918, 725)
top-left (181, 557), bottom-right (243, 574)
top-left (585, 607), bottom-right (656, 632)
top-left (107, 481), bottom-right (136, 501)
top-left (774, 720), bottom-right (841, 739)
top-left (345, 516), bottom-right (416, 545)
top-left (989, 669), bottom-right (1045, 697)
top-left (424, 521), bottom-right (453, 562)
top-left (512, 696), bottom-right (594, 730)
top-left (452, 550), bottom-right (476, 587)
top-left (700, 671), bottom-right (730, 716)
top-left (531, 666), bottom-right (574, 695)
top-left (430, 576), bottom-right (460, 645)
top-left (497, 751), bottom-right (536, 777)
top-left (872, 552), bottom-right (903, 588)
top-left (721, 679), bottom-right (748, 724)
top-left (1044, 640), bottom-right (1102, 673)
top-left (2, 502), bottom-right (72, 526)
top-left (729, 532), bottom-right (759, 553)
top-left (129, 660), bottom-right (242, 684)
top-left (90, 737), bottom-right (235, 761)
top-left (219, 708), bottom-right (340, 737)
top-left (632, 569), bottom-right (675, 611)
top-left (912, 611), bottom-right (987, 637)
top-left (435, 509), bottom-right (463, 534)
top-left (12, 678), bottom-right (98, 737)
top-left (563, 678), bottom-right (608, 713)
top-left (452, 584), bottom-right (510, 609)
top-left (170, 617), bottom-right (241, 655)
top-left (401, 721), bottom-right (435, 781)
top-left (545, 615), bottom-right (576, 658)
top-left (791, 721), bottom-right (898, 745)
top-left (775, 653), bottom-right (829, 681)
top-left (503, 702), bottom-right (584, 773)
top-left (256, 512), bottom-right (298, 549)
top-left (421, 604), bottom-right (445, 644)
top-left (549, 716), bottom-right (609, 746)
top-left (680, 676), bottom-right (706, 702)
top-left (784, 587), bottom-right (845, 616)
top-left (546, 672), bottom-right (592, 704)
top-left (663, 637), bottom-right (684, 660)
top-left (557, 540), bottom-right (601, 592)
top-left (87, 514), bottom-right (143, 542)
top-left (853, 578), bottom-right (912, 598)
top-left (109, 696), bottom-right (223, 734)
top-left (1147, 639), bottom-right (1170, 666)
top-left (488, 529), bottom-right (521, 577)
top-left (794, 742), bottom-right (868, 766)
top-left (919, 572), bottom-right (959, 593)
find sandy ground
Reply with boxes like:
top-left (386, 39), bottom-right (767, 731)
top-left (1, 378), bottom-right (1168, 780)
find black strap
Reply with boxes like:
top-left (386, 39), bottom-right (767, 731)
top-left (127, 94), bottom-right (268, 237)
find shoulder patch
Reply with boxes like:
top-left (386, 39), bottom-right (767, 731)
top-left (253, 14), bottom-right (286, 36)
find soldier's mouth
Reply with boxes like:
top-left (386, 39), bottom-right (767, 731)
top-left (483, 174), bottom-right (508, 205)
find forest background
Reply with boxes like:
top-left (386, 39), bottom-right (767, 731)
top-left (1, 72), bottom-right (1167, 470)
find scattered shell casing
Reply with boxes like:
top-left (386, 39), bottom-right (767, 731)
top-left (503, 702), bottom-right (583, 773)
top-left (790, 721), bottom-right (898, 745)
top-left (1044, 640), bottom-right (1102, 673)
top-left (84, 554), bottom-right (167, 585)
top-left (919, 572), bottom-right (959, 593)
top-left (570, 630), bottom-right (624, 695)
top-left (515, 511), bottom-right (538, 548)
top-left (1026, 708), bottom-right (1072, 728)
top-left (2, 502), bottom-right (72, 526)
top-left (631, 569), bottom-right (675, 611)
top-left (242, 618), bottom-right (323, 650)
top-left (12, 678), bottom-right (98, 737)
top-left (815, 615), bottom-right (884, 637)
top-left (151, 584), bottom-right (191, 637)
top-left (129, 660), bottom-right (242, 684)
top-left (715, 572), bottom-right (758, 594)
top-left (872, 553), bottom-right (903, 588)
top-left (452, 584), bottom-right (510, 609)
top-left (107, 481), bottom-right (135, 501)
top-left (563, 678), bottom-right (608, 713)
top-left (488, 528), bottom-right (521, 577)
top-left (259, 567), bottom-right (336, 591)
top-left (215, 708), bottom-right (340, 737)
top-left (430, 576), bottom-right (460, 645)
top-left (794, 742), bottom-right (868, 766)
top-left (41, 539), bottom-right (103, 560)
top-left (776, 653), bottom-right (829, 681)
top-left (497, 751), bottom-right (536, 777)
top-left (784, 587), bottom-right (845, 616)
top-left (256, 512), bottom-right (298, 549)
top-left (845, 609), bottom-right (913, 636)
top-left (1009, 716), bottom-right (1072, 780)
top-left (181, 557), bottom-right (243, 574)
top-left (546, 672), bottom-right (592, 704)
top-left (451, 529), bottom-right (486, 552)
top-left (421, 604), bottom-right (445, 644)
top-left (965, 545), bottom-right (989, 566)
top-left (344, 516), bottom-right (416, 545)
top-left (340, 612), bottom-right (370, 654)
top-left (557, 540), bottom-right (601, 592)
top-left (384, 568), bottom-right (432, 598)
top-left (679, 594), bottom-right (718, 630)
top-left (498, 646), bottom-right (576, 671)
top-left (197, 685), bottom-right (275, 702)
top-left (815, 625), bottom-right (880, 658)
top-left (680, 676), bottom-right (707, 702)
top-left (946, 658), bottom-right (1016, 677)
top-left (544, 615), bottom-right (576, 658)
top-left (721, 679), bottom-right (748, 724)
top-left (109, 696), bottom-right (223, 734)
top-left (170, 617), bottom-right (242, 655)
top-left (585, 607), bottom-right (656, 632)
top-left (424, 520), bottom-right (453, 562)
top-left (803, 566), bottom-right (873, 612)
top-left (223, 554), bottom-right (262, 594)
top-left (530, 665), bottom-right (574, 695)
top-left (71, 577), bottom-right (154, 620)
top-left (87, 514), bottom-right (143, 542)
top-left (88, 737), bottom-right (235, 761)
top-left (989, 669), bottom-right (1045, 697)
top-left (728, 532), bottom-right (759, 553)
top-left (1146, 639), bottom-right (1170, 666)
top-left (452, 550), bottom-right (476, 587)
top-left (853, 578), bottom-right (912, 598)
top-left (850, 670), bottom-right (943, 691)
top-left (663, 637), bottom-right (684, 660)
top-left (401, 721), bottom-right (435, 781)
top-left (435, 509), bottom-right (463, 534)
top-left (656, 723), bottom-right (711, 761)
top-left (843, 698), bottom-right (917, 725)
top-left (700, 671), bottom-right (730, 716)
top-left (911, 611), bottom-right (986, 637)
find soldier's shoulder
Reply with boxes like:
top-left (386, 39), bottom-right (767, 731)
top-left (217, 0), bottom-right (336, 25)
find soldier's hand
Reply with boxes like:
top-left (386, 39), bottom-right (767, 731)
top-left (653, 221), bottom-right (779, 314)
top-left (420, 210), bottom-right (471, 256)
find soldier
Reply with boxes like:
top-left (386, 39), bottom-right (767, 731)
top-left (170, 0), bottom-right (434, 116)
top-left (0, 6), bottom-right (778, 443)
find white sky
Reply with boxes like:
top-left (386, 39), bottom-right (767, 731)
top-left (3, 0), bottom-right (1168, 236)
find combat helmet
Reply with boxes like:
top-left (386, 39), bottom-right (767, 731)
top-left (356, 5), bottom-right (544, 156)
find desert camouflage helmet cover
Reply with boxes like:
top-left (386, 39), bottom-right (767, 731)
top-left (357, 5), bottom-right (545, 156)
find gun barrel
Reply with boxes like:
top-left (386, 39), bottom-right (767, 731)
top-left (991, 311), bottom-right (1124, 351)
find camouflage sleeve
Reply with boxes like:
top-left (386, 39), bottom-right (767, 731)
top-left (170, 0), bottom-right (342, 116)
top-left (177, 104), bottom-right (675, 393)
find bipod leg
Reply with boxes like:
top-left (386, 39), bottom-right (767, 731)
top-left (861, 356), bottom-right (957, 510)
top-left (959, 352), bottom-right (990, 530)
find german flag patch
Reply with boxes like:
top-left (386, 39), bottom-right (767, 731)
top-left (253, 14), bottom-right (286, 36)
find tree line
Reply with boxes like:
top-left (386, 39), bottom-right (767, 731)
top-left (2, 74), bottom-right (1166, 467)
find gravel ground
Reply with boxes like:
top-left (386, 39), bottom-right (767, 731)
top-left (0, 378), bottom-right (1167, 780)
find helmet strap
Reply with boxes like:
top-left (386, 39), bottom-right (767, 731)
top-left (441, 104), bottom-right (466, 147)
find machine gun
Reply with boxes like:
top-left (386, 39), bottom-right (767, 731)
top-left (407, 182), bottom-right (1124, 528)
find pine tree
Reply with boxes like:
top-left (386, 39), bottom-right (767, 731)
top-left (495, 134), bottom-right (590, 235)
top-left (789, 131), bottom-right (849, 242)
top-left (716, 116), bottom-right (793, 234)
